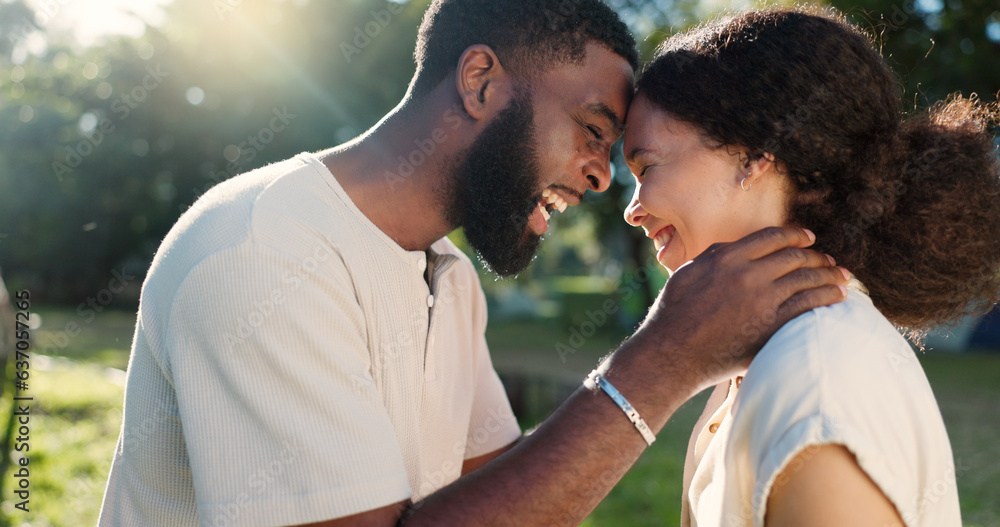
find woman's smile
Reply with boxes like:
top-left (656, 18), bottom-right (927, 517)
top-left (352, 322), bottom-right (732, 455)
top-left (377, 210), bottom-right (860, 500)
top-left (650, 225), bottom-right (676, 267)
top-left (622, 95), bottom-right (792, 272)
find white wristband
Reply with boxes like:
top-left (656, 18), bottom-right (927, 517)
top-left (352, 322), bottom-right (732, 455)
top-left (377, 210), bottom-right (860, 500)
top-left (584, 370), bottom-right (656, 446)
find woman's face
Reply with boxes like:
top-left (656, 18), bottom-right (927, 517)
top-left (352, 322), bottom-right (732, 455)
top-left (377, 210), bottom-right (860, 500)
top-left (622, 95), bottom-right (791, 272)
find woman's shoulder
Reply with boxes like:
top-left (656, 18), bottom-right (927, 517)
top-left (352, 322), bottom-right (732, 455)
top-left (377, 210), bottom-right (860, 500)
top-left (744, 288), bottom-right (922, 395)
top-left (734, 290), bottom-right (924, 440)
top-left (729, 290), bottom-right (959, 526)
top-left (738, 288), bottom-right (944, 431)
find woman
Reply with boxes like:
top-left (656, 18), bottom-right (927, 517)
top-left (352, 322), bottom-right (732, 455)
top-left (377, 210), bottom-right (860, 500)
top-left (622, 6), bottom-right (1000, 527)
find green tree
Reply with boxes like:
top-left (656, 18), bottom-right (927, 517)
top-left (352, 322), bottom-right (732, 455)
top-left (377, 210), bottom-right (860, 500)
top-left (830, 0), bottom-right (1000, 104)
top-left (1, 0), bottom-right (996, 310)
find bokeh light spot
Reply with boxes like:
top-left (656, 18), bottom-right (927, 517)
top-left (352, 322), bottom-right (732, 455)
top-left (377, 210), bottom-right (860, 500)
top-left (79, 112), bottom-right (99, 132)
top-left (138, 43), bottom-right (155, 60)
top-left (987, 13), bottom-right (1000, 43)
top-left (132, 139), bottom-right (150, 156)
top-left (53, 52), bottom-right (69, 70)
top-left (186, 86), bottom-right (206, 105)
top-left (11, 65), bottom-right (26, 83)
top-left (917, 0), bottom-right (944, 13)
top-left (97, 82), bottom-right (113, 99)
top-left (18, 105), bottom-right (35, 123)
top-left (82, 62), bottom-right (99, 80)
top-left (224, 145), bottom-right (241, 162)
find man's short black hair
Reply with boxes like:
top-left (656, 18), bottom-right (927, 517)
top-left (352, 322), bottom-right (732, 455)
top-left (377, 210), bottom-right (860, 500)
top-left (410, 0), bottom-right (638, 97)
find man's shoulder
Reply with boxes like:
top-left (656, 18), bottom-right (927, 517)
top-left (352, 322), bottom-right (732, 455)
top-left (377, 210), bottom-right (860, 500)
top-left (246, 152), bottom-right (385, 263)
top-left (143, 154), bottom-right (332, 293)
top-left (166, 153), bottom-right (317, 251)
top-left (189, 153), bottom-right (313, 219)
top-left (250, 153), bottom-right (347, 229)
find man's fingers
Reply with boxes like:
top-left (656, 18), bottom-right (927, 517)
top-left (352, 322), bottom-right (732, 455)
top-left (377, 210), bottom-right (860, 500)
top-left (773, 284), bottom-right (849, 328)
top-left (719, 226), bottom-right (817, 262)
top-left (752, 247), bottom-right (839, 280)
top-left (768, 266), bottom-right (849, 330)
top-left (774, 265), bottom-right (850, 298)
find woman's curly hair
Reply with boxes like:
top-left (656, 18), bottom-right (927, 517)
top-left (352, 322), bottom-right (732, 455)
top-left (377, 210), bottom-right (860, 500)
top-left (636, 6), bottom-right (1000, 334)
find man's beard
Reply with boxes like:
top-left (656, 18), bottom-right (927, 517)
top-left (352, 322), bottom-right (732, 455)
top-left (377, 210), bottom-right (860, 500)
top-left (444, 92), bottom-right (544, 278)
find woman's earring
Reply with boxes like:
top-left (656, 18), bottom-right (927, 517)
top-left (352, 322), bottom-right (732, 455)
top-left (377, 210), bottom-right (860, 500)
top-left (740, 172), bottom-right (752, 192)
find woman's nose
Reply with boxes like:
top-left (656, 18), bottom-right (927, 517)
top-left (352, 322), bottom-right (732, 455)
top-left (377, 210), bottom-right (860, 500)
top-left (624, 185), bottom-right (646, 227)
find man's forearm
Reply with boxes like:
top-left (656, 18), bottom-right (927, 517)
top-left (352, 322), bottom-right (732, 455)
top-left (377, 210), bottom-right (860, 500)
top-left (403, 336), bottom-right (695, 526)
top-left (310, 227), bottom-right (848, 527)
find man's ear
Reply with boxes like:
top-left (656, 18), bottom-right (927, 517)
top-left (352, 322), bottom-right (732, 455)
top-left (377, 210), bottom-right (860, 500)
top-left (455, 44), bottom-right (508, 121)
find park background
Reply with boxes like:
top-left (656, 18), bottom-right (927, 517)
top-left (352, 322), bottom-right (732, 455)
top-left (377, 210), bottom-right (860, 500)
top-left (0, 0), bottom-right (998, 524)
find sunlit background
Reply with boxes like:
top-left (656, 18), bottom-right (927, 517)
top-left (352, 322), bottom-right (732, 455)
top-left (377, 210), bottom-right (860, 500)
top-left (0, 0), bottom-right (998, 525)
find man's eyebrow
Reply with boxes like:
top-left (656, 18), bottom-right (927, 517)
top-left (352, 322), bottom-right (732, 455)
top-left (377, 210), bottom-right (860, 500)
top-left (585, 102), bottom-right (624, 136)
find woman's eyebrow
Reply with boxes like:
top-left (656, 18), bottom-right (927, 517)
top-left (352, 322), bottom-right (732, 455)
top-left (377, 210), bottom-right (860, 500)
top-left (585, 102), bottom-right (624, 136)
top-left (625, 147), bottom-right (651, 165)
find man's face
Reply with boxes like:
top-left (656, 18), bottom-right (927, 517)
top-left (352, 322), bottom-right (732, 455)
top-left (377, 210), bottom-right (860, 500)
top-left (446, 91), bottom-right (542, 277)
top-left (447, 43), bottom-right (634, 277)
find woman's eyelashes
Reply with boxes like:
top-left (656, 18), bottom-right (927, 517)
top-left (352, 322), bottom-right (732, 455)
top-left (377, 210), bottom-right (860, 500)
top-left (632, 165), bottom-right (649, 180)
top-left (587, 124), bottom-right (603, 141)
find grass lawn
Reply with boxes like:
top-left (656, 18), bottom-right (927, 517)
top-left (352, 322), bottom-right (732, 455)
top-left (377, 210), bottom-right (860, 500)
top-left (0, 360), bottom-right (124, 526)
top-left (0, 308), bottom-right (997, 526)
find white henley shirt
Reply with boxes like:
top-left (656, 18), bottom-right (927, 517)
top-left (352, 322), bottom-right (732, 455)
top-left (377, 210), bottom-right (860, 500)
top-left (98, 152), bottom-right (522, 527)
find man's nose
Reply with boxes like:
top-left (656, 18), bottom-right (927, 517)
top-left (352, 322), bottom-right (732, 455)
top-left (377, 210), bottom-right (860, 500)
top-left (582, 156), bottom-right (613, 193)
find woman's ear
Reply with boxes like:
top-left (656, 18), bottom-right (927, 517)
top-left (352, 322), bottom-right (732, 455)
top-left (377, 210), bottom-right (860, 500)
top-left (746, 152), bottom-right (780, 186)
top-left (455, 45), bottom-right (507, 121)
top-left (759, 152), bottom-right (778, 173)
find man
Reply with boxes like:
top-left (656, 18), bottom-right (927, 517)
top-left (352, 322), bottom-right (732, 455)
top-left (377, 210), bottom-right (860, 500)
top-left (99, 1), bottom-right (849, 525)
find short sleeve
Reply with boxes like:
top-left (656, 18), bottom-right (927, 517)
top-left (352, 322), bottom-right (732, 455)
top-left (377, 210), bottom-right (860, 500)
top-left (463, 274), bottom-right (521, 459)
top-left (723, 292), bottom-right (960, 527)
top-left (166, 242), bottom-right (411, 526)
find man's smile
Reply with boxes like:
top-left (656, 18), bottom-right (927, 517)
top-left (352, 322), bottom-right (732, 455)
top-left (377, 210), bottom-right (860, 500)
top-left (529, 186), bottom-right (583, 234)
